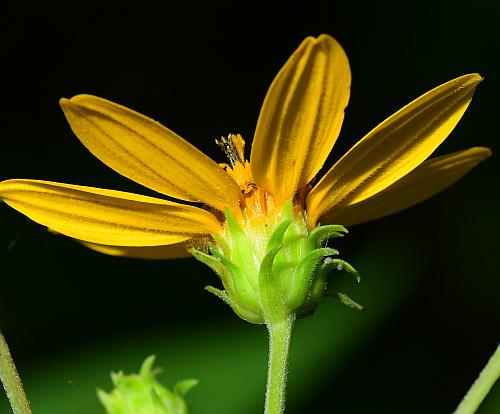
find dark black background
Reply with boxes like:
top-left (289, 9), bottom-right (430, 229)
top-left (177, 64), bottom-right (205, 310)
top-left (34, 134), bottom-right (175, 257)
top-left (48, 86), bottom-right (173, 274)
top-left (1, 3), bottom-right (499, 413)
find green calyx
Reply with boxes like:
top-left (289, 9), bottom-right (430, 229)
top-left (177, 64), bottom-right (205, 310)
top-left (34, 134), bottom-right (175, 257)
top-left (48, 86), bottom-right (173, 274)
top-left (190, 200), bottom-right (361, 324)
top-left (97, 355), bottom-right (197, 414)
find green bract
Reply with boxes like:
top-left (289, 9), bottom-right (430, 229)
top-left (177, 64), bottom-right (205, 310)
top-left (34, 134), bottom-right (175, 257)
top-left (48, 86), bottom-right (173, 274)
top-left (191, 200), bottom-right (361, 324)
top-left (97, 356), bottom-right (197, 414)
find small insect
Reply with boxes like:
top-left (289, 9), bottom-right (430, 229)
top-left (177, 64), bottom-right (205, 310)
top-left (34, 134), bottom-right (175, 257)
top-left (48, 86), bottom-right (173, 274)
top-left (215, 133), bottom-right (244, 167)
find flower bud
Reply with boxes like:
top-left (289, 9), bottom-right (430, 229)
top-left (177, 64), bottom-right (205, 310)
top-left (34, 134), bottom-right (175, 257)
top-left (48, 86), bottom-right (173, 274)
top-left (97, 355), bottom-right (197, 414)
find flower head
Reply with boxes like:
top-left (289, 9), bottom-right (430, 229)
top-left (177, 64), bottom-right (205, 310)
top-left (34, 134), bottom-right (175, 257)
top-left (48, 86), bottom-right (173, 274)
top-left (0, 35), bottom-right (490, 323)
top-left (98, 355), bottom-right (197, 414)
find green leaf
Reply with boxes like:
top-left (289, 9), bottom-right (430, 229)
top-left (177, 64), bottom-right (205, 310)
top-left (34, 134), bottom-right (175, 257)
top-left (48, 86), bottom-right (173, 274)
top-left (205, 286), bottom-right (262, 324)
top-left (326, 290), bottom-right (365, 312)
top-left (258, 246), bottom-right (286, 321)
top-left (223, 209), bottom-right (256, 275)
top-left (174, 379), bottom-right (199, 396)
top-left (266, 219), bottom-right (292, 252)
top-left (321, 257), bottom-right (361, 283)
top-left (189, 248), bottom-right (224, 279)
top-left (286, 248), bottom-right (338, 309)
top-left (308, 224), bottom-right (348, 248)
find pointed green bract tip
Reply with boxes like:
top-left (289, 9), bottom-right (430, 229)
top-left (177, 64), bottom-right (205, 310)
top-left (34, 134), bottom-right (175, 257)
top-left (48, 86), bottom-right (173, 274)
top-left (97, 355), bottom-right (197, 414)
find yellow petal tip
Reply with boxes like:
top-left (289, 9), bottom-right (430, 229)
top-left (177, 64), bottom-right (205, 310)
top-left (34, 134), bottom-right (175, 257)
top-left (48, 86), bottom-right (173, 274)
top-left (463, 73), bottom-right (483, 85)
top-left (316, 33), bottom-right (336, 42)
top-left (478, 146), bottom-right (492, 158)
top-left (59, 97), bottom-right (70, 107)
top-left (59, 96), bottom-right (86, 111)
top-left (467, 146), bottom-right (492, 159)
top-left (60, 94), bottom-right (101, 108)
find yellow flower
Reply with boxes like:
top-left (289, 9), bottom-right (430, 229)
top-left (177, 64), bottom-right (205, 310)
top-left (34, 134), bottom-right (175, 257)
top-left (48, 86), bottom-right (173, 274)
top-left (0, 34), bottom-right (490, 261)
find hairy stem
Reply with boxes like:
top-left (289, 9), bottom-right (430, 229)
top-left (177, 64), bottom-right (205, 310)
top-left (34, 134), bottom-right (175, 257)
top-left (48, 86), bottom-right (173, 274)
top-left (265, 314), bottom-right (295, 414)
top-left (0, 331), bottom-right (32, 414)
top-left (453, 344), bottom-right (500, 414)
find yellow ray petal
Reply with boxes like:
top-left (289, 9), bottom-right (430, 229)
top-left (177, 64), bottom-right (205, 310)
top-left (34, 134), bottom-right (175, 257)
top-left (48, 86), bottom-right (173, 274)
top-left (307, 74), bottom-right (482, 224)
top-left (60, 95), bottom-right (241, 212)
top-left (250, 34), bottom-right (351, 205)
top-left (0, 179), bottom-right (221, 246)
top-left (319, 147), bottom-right (491, 226)
top-left (79, 240), bottom-right (192, 259)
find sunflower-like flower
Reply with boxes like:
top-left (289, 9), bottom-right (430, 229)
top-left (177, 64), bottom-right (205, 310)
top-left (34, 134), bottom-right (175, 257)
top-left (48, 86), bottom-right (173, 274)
top-left (0, 35), bottom-right (489, 325)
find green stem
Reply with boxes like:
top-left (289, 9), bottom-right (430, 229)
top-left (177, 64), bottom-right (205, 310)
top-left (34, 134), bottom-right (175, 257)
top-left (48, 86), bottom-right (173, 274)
top-left (265, 314), bottom-right (295, 414)
top-left (0, 331), bottom-right (32, 414)
top-left (454, 344), bottom-right (500, 414)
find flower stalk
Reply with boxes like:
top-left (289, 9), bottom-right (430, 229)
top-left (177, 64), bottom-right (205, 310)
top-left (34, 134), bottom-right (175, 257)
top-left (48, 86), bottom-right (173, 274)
top-left (265, 314), bottom-right (296, 414)
top-left (453, 344), bottom-right (500, 414)
top-left (0, 331), bottom-right (32, 414)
